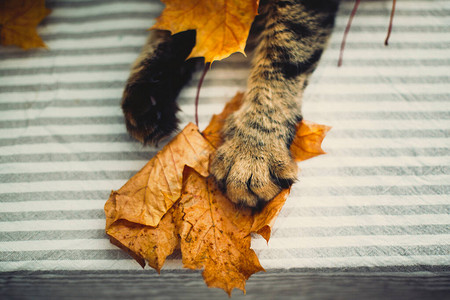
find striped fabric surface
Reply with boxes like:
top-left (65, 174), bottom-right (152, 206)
top-left (1, 0), bottom-right (449, 283)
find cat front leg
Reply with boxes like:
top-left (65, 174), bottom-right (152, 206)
top-left (122, 30), bottom-right (199, 144)
top-left (210, 0), bottom-right (339, 208)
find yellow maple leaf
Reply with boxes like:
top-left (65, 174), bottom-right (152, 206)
top-left (106, 207), bottom-right (178, 272)
top-left (152, 0), bottom-right (259, 63)
top-left (290, 120), bottom-right (331, 162)
top-left (0, 0), bottom-right (51, 50)
top-left (105, 123), bottom-right (214, 228)
top-left (177, 171), bottom-right (265, 296)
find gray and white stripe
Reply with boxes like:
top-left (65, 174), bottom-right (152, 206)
top-left (0, 0), bottom-right (449, 278)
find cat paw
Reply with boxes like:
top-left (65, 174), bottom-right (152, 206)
top-left (122, 76), bottom-right (181, 145)
top-left (121, 30), bottom-right (198, 145)
top-left (210, 136), bottom-right (298, 208)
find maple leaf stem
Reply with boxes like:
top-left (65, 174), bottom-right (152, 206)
top-left (195, 62), bottom-right (210, 127)
top-left (384, 0), bottom-right (397, 46)
top-left (337, 0), bottom-right (361, 67)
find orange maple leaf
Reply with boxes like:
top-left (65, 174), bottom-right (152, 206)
top-left (105, 123), bottom-right (214, 228)
top-left (176, 168), bottom-right (292, 295)
top-left (152, 0), bottom-right (259, 63)
top-left (0, 0), bottom-right (51, 50)
top-left (176, 171), bottom-right (264, 296)
top-left (106, 207), bottom-right (178, 272)
top-left (291, 120), bottom-right (331, 162)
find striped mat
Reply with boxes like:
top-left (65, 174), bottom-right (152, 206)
top-left (1, 0), bottom-right (449, 298)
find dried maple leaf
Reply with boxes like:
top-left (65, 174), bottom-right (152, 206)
top-left (290, 120), bottom-right (331, 162)
top-left (152, 0), bottom-right (259, 63)
top-left (176, 170), bottom-right (264, 296)
top-left (105, 123), bottom-right (214, 228)
top-left (0, 0), bottom-right (51, 50)
top-left (106, 206), bottom-right (178, 272)
top-left (105, 123), bottom-right (214, 271)
top-left (250, 188), bottom-right (291, 242)
top-left (175, 170), bottom-right (291, 295)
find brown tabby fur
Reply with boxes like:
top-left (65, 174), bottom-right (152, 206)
top-left (122, 0), bottom-right (340, 208)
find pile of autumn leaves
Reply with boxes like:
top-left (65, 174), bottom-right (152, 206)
top-left (1, 0), bottom-right (331, 295)
top-left (105, 93), bottom-right (330, 295)
top-left (107, 2), bottom-right (331, 294)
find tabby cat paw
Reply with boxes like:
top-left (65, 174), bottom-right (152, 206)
top-left (210, 137), bottom-right (298, 209)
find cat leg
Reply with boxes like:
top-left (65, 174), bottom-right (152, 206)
top-left (211, 0), bottom-right (339, 208)
top-left (122, 30), bottom-right (199, 144)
